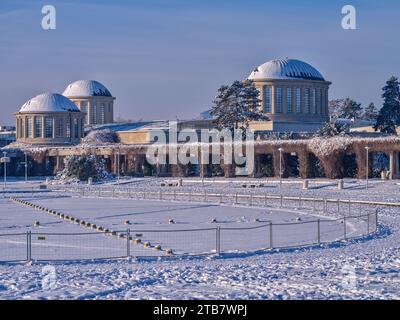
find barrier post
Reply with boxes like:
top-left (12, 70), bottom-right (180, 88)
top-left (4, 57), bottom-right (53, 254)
top-left (317, 219), bottom-right (321, 244)
top-left (26, 231), bottom-right (31, 262)
top-left (343, 217), bottom-right (347, 240)
top-left (280, 195), bottom-right (283, 208)
top-left (375, 211), bottom-right (378, 232)
top-left (216, 226), bottom-right (221, 255)
top-left (367, 212), bottom-right (370, 233)
top-left (127, 229), bottom-right (131, 257)
top-left (269, 222), bottom-right (273, 249)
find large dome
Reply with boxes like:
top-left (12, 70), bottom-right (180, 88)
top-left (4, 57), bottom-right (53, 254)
top-left (248, 58), bottom-right (325, 81)
top-left (63, 80), bottom-right (112, 97)
top-left (19, 93), bottom-right (80, 113)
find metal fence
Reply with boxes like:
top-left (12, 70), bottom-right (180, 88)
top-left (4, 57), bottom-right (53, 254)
top-left (0, 195), bottom-right (378, 262)
top-left (50, 185), bottom-right (395, 218)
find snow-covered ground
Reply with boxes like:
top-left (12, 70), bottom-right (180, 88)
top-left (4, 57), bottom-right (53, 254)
top-left (0, 177), bottom-right (399, 299)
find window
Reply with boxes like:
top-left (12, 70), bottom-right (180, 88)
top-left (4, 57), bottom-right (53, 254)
top-left (287, 88), bottom-right (292, 113)
top-left (296, 88), bottom-right (301, 113)
top-left (55, 118), bottom-right (63, 138)
top-left (100, 103), bottom-right (105, 124)
top-left (91, 104), bottom-right (97, 124)
top-left (305, 88), bottom-right (311, 113)
top-left (34, 117), bottom-right (42, 138)
top-left (45, 117), bottom-right (53, 138)
top-left (27, 117), bottom-right (33, 138)
top-left (264, 86), bottom-right (272, 113)
top-left (80, 101), bottom-right (88, 124)
top-left (73, 118), bottom-right (79, 138)
top-left (320, 89), bottom-right (325, 114)
top-left (275, 88), bottom-right (282, 113)
top-left (66, 120), bottom-right (71, 138)
top-left (312, 88), bottom-right (316, 113)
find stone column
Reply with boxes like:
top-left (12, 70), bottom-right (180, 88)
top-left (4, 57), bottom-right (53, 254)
top-left (298, 151), bottom-right (311, 179)
top-left (390, 151), bottom-right (395, 180)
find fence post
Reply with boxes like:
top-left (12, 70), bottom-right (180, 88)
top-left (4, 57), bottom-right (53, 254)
top-left (343, 217), bottom-right (347, 240)
top-left (220, 193), bottom-right (222, 204)
top-left (280, 195), bottom-right (283, 208)
top-left (126, 229), bottom-right (131, 257)
top-left (250, 194), bottom-right (253, 206)
top-left (313, 198), bottom-right (316, 212)
top-left (323, 199), bottom-right (327, 214)
top-left (216, 226), bottom-right (221, 255)
top-left (375, 210), bottom-right (378, 232)
top-left (317, 219), bottom-right (321, 244)
top-left (348, 201), bottom-right (351, 216)
top-left (269, 222), bottom-right (273, 249)
top-left (337, 199), bottom-right (340, 214)
top-left (367, 212), bottom-right (370, 234)
top-left (235, 193), bottom-right (238, 205)
top-left (26, 231), bottom-right (31, 262)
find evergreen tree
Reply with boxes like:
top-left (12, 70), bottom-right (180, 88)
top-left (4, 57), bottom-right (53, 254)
top-left (210, 80), bottom-right (268, 131)
top-left (375, 76), bottom-right (400, 134)
top-left (328, 98), bottom-right (362, 120)
top-left (361, 102), bottom-right (378, 121)
top-left (340, 98), bottom-right (363, 119)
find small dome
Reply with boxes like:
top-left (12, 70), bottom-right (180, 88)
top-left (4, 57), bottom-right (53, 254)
top-left (19, 93), bottom-right (80, 113)
top-left (248, 58), bottom-right (325, 81)
top-left (63, 80), bottom-right (112, 97)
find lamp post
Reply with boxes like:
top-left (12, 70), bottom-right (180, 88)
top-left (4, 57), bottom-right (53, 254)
top-left (1, 151), bottom-right (9, 190)
top-left (278, 147), bottom-right (283, 189)
top-left (24, 152), bottom-right (28, 182)
top-left (156, 152), bottom-right (159, 178)
top-left (117, 149), bottom-right (120, 184)
top-left (365, 146), bottom-right (370, 190)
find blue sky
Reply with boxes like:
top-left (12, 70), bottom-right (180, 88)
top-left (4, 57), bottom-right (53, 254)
top-left (0, 0), bottom-right (399, 125)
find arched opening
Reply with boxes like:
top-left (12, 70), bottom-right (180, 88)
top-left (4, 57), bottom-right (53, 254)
top-left (259, 154), bottom-right (274, 177)
top-left (342, 153), bottom-right (358, 178)
top-left (284, 153), bottom-right (299, 178)
top-left (372, 152), bottom-right (389, 178)
top-left (309, 153), bottom-right (325, 178)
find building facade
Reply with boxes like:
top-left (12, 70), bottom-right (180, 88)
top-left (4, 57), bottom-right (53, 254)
top-left (63, 80), bottom-right (115, 126)
top-left (248, 58), bottom-right (331, 133)
top-left (15, 93), bottom-right (85, 145)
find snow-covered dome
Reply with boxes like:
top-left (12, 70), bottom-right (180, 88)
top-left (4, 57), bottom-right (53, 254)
top-left (63, 80), bottom-right (112, 97)
top-left (248, 58), bottom-right (325, 81)
top-left (19, 93), bottom-right (80, 113)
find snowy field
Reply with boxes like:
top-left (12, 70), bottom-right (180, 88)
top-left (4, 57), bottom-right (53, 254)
top-left (0, 177), bottom-right (399, 299)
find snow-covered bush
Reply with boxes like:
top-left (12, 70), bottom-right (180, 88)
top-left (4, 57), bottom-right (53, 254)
top-left (55, 155), bottom-right (110, 183)
top-left (81, 129), bottom-right (119, 146)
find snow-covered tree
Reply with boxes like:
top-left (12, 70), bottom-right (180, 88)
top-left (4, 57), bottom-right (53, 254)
top-left (56, 155), bottom-right (110, 182)
top-left (329, 98), bottom-right (362, 121)
top-left (361, 102), bottom-right (379, 121)
top-left (375, 76), bottom-right (400, 134)
top-left (315, 122), bottom-right (348, 137)
top-left (210, 80), bottom-right (268, 131)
